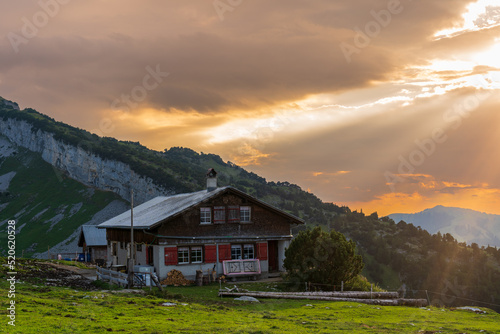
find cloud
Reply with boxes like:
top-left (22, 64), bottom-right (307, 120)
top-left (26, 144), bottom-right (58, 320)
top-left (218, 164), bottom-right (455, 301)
top-left (348, 180), bottom-right (500, 216)
top-left (0, 0), bottom-right (479, 117)
top-left (1, 0), bottom-right (500, 216)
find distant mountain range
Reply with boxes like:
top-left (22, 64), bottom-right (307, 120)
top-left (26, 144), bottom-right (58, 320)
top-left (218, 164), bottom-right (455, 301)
top-left (389, 205), bottom-right (500, 247)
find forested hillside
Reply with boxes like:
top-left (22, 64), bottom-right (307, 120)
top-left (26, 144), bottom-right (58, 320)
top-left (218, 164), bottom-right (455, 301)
top-left (0, 98), bottom-right (346, 224)
top-left (0, 98), bottom-right (344, 256)
top-left (331, 212), bottom-right (500, 311)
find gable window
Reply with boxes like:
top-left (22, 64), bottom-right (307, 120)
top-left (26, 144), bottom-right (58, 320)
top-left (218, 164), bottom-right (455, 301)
top-left (178, 247), bottom-right (190, 264)
top-left (214, 206), bottom-right (226, 224)
top-left (228, 206), bottom-right (240, 223)
top-left (240, 206), bottom-right (251, 222)
top-left (200, 207), bottom-right (211, 224)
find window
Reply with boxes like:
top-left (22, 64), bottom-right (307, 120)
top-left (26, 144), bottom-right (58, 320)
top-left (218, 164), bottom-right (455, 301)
top-left (202, 206), bottom-right (250, 224)
top-left (240, 206), bottom-right (251, 222)
top-left (190, 246), bottom-right (203, 263)
top-left (177, 247), bottom-right (190, 264)
top-left (178, 246), bottom-right (203, 264)
top-left (243, 244), bottom-right (255, 259)
top-left (136, 244), bottom-right (142, 252)
top-left (111, 242), bottom-right (117, 256)
top-left (231, 245), bottom-right (242, 260)
top-left (200, 207), bottom-right (211, 224)
top-left (228, 206), bottom-right (239, 223)
top-left (231, 244), bottom-right (255, 259)
top-left (214, 206), bottom-right (226, 224)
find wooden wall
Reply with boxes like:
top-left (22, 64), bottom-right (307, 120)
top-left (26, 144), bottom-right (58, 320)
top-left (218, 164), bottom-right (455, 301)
top-left (155, 193), bottom-right (293, 238)
top-left (106, 190), bottom-right (298, 244)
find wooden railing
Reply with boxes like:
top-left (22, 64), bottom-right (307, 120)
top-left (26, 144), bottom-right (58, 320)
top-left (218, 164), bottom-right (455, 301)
top-left (96, 267), bottom-right (128, 287)
top-left (223, 259), bottom-right (261, 276)
top-left (96, 267), bottom-right (163, 290)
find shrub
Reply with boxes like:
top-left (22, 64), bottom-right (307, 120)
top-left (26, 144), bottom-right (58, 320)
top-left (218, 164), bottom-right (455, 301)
top-left (284, 226), bottom-right (364, 290)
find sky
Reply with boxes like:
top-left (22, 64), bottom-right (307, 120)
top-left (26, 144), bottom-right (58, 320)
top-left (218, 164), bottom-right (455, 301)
top-left (1, 0), bottom-right (500, 216)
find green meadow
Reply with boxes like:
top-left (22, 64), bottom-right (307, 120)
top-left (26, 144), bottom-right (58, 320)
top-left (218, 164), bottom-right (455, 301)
top-left (2, 277), bottom-right (499, 333)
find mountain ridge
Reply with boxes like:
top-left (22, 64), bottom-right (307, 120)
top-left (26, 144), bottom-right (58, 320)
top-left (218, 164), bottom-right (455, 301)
top-left (389, 205), bottom-right (500, 247)
top-left (393, 204), bottom-right (498, 217)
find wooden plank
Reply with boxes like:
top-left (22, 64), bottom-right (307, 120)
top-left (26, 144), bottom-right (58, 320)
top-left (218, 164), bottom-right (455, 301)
top-left (242, 291), bottom-right (399, 299)
top-left (151, 273), bottom-right (163, 292)
top-left (116, 278), bottom-right (128, 285)
top-left (98, 273), bottom-right (111, 281)
top-left (218, 291), bottom-right (427, 307)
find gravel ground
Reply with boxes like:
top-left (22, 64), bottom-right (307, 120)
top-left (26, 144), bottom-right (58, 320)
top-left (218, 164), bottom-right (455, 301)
top-left (3, 259), bottom-right (98, 290)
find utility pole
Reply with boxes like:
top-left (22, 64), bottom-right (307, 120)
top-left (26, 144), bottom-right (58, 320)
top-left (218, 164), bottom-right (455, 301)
top-left (128, 189), bottom-right (135, 287)
top-left (131, 188), bottom-right (134, 266)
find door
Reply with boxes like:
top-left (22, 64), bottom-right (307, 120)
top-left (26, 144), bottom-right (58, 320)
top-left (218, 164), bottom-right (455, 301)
top-left (268, 240), bottom-right (279, 272)
top-left (147, 246), bottom-right (154, 265)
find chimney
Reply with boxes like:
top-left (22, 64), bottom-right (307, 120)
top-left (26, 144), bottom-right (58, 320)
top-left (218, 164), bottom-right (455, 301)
top-left (206, 168), bottom-right (218, 191)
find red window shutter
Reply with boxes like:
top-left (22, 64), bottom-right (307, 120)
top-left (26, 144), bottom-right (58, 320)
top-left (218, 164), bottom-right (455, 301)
top-left (218, 244), bottom-right (231, 262)
top-left (214, 206), bottom-right (226, 223)
top-left (205, 245), bottom-right (217, 263)
top-left (257, 242), bottom-right (268, 260)
top-left (164, 246), bottom-right (177, 265)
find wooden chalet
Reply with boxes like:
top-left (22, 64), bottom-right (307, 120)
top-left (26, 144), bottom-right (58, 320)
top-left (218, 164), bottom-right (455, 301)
top-left (98, 169), bottom-right (304, 281)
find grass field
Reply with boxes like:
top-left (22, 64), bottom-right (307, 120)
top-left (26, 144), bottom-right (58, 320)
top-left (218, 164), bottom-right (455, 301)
top-left (2, 276), bottom-right (499, 333)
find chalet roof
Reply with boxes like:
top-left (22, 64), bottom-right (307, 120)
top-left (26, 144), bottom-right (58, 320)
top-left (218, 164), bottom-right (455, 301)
top-left (78, 225), bottom-right (107, 247)
top-left (98, 186), bottom-right (304, 230)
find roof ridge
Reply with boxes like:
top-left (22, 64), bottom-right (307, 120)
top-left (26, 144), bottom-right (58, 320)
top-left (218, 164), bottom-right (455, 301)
top-left (98, 185), bottom-right (303, 229)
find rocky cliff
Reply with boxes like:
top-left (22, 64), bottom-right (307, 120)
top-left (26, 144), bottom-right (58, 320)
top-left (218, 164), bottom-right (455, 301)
top-left (0, 102), bottom-right (171, 204)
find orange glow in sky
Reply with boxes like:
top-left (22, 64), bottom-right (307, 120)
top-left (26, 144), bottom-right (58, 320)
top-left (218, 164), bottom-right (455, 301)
top-left (2, 0), bottom-right (500, 215)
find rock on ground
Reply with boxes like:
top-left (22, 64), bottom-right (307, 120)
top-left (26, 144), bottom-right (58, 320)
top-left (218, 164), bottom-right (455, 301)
top-left (234, 296), bottom-right (260, 302)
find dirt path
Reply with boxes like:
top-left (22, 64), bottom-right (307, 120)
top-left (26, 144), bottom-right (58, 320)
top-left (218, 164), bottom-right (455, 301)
top-left (46, 262), bottom-right (98, 280)
top-left (1, 259), bottom-right (98, 290)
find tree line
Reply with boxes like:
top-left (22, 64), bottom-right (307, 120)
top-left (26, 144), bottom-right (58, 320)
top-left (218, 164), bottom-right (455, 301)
top-left (330, 212), bottom-right (500, 311)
